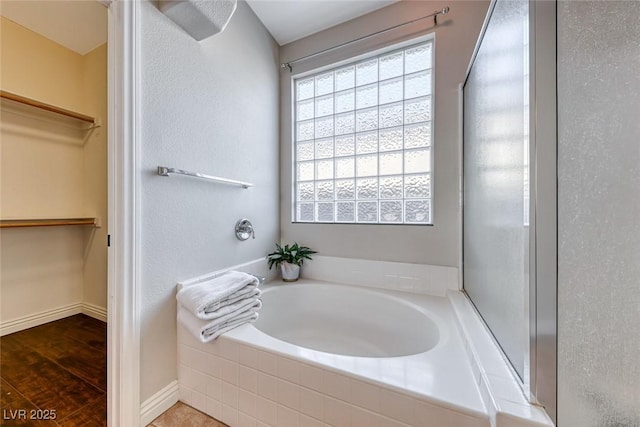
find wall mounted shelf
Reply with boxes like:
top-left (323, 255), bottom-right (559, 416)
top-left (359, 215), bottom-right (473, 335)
top-left (0, 89), bottom-right (98, 126)
top-left (0, 218), bottom-right (98, 229)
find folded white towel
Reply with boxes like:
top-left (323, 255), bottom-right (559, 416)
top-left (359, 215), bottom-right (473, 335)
top-left (202, 288), bottom-right (261, 319)
top-left (177, 271), bottom-right (260, 319)
top-left (178, 299), bottom-right (261, 342)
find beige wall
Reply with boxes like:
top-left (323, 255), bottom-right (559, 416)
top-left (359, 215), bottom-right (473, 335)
top-left (81, 44), bottom-right (108, 311)
top-left (1, 17), bottom-right (85, 217)
top-left (0, 16), bottom-right (84, 112)
top-left (0, 17), bottom-right (107, 323)
top-left (0, 227), bottom-right (85, 322)
top-left (279, 1), bottom-right (489, 267)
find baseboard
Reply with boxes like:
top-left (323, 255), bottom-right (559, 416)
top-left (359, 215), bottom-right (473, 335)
top-left (0, 303), bottom-right (83, 336)
top-left (81, 302), bottom-right (107, 322)
top-left (140, 380), bottom-right (180, 426)
top-left (0, 302), bottom-right (108, 336)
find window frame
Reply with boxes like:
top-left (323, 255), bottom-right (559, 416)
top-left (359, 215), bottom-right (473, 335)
top-left (290, 33), bottom-right (435, 225)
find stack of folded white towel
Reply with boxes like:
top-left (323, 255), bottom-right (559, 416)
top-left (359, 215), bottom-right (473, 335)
top-left (177, 271), bottom-right (262, 343)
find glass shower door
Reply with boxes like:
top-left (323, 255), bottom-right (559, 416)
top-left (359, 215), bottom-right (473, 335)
top-left (462, 0), bottom-right (529, 380)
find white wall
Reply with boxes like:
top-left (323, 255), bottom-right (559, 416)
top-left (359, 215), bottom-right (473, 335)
top-left (557, 1), bottom-right (640, 425)
top-left (279, 1), bottom-right (489, 267)
top-left (139, 0), bottom-right (280, 401)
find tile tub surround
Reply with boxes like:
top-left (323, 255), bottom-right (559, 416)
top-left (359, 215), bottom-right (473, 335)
top-left (178, 281), bottom-right (490, 427)
top-left (301, 256), bottom-right (460, 297)
top-left (448, 292), bottom-right (554, 427)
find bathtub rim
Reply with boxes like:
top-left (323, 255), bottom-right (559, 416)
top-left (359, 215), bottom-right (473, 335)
top-left (220, 278), bottom-right (489, 420)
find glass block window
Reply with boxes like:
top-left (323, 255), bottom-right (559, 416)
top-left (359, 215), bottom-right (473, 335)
top-left (293, 40), bottom-right (433, 224)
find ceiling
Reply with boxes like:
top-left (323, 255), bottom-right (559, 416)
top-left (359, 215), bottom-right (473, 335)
top-left (246, 0), bottom-right (398, 45)
top-left (0, 0), bottom-right (107, 56)
top-left (0, 0), bottom-right (395, 53)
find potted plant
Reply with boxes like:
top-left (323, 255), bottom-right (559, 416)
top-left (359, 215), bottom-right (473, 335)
top-left (266, 242), bottom-right (317, 282)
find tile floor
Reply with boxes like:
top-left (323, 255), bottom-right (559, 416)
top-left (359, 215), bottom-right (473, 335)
top-left (148, 402), bottom-right (228, 427)
top-left (0, 314), bottom-right (107, 426)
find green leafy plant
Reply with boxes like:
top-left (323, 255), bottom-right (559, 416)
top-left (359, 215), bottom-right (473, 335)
top-left (266, 242), bottom-right (317, 270)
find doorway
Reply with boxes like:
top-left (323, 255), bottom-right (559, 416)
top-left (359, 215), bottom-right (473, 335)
top-left (1, 1), bottom-right (109, 425)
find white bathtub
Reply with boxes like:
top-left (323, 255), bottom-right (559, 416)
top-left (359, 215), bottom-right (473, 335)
top-left (254, 284), bottom-right (440, 358)
top-left (178, 279), bottom-right (490, 427)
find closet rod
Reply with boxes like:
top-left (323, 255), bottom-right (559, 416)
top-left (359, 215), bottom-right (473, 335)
top-left (0, 90), bottom-right (97, 124)
top-left (0, 218), bottom-right (97, 228)
top-left (280, 6), bottom-right (450, 72)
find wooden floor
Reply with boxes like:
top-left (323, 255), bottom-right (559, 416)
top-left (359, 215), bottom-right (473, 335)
top-left (0, 314), bottom-right (107, 426)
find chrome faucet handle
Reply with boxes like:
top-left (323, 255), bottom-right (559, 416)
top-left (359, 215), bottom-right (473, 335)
top-left (235, 218), bottom-right (255, 241)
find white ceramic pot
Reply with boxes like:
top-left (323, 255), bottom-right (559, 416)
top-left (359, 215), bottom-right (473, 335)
top-left (281, 262), bottom-right (301, 282)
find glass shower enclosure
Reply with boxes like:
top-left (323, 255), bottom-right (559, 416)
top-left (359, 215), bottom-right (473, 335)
top-left (462, 0), bottom-right (557, 421)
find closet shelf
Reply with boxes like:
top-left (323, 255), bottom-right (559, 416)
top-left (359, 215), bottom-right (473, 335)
top-left (0, 90), bottom-right (97, 125)
top-left (0, 218), bottom-right (98, 229)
